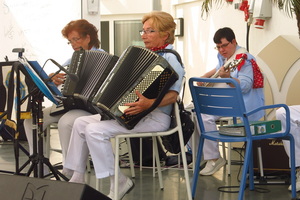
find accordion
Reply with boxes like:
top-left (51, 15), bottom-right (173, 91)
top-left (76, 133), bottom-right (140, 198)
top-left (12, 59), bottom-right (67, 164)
top-left (92, 46), bottom-right (179, 129)
top-left (61, 50), bottom-right (118, 114)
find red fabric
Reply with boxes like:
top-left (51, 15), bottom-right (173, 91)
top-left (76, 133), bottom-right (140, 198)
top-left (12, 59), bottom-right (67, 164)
top-left (250, 59), bottom-right (264, 88)
top-left (235, 53), bottom-right (264, 88)
top-left (235, 53), bottom-right (247, 71)
top-left (150, 43), bottom-right (169, 51)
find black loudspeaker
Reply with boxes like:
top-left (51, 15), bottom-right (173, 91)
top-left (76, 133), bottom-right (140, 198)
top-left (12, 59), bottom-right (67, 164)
top-left (0, 174), bottom-right (111, 200)
top-left (253, 139), bottom-right (290, 175)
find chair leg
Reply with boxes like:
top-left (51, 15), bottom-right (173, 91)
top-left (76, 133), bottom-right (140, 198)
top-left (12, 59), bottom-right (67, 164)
top-left (248, 149), bottom-right (254, 190)
top-left (238, 141), bottom-right (252, 200)
top-left (152, 136), bottom-right (163, 189)
top-left (222, 142), bottom-right (227, 161)
top-left (192, 137), bottom-right (205, 198)
top-left (114, 137), bottom-right (120, 200)
top-left (257, 146), bottom-right (265, 177)
top-left (126, 138), bottom-right (135, 178)
top-left (140, 138), bottom-right (143, 171)
top-left (95, 178), bottom-right (102, 191)
top-left (191, 112), bottom-right (198, 172)
top-left (177, 154), bottom-right (181, 169)
top-left (289, 136), bottom-right (297, 199)
top-left (86, 158), bottom-right (91, 173)
top-left (178, 132), bottom-right (192, 200)
top-left (227, 143), bottom-right (231, 176)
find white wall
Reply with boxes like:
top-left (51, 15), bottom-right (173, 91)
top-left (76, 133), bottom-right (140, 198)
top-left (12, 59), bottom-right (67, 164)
top-left (1, 0), bottom-right (299, 108)
top-left (100, 0), bottom-right (153, 15)
top-left (1, 0), bottom-right (81, 67)
top-left (0, 0), bottom-right (101, 107)
top-left (162, 0), bottom-right (299, 105)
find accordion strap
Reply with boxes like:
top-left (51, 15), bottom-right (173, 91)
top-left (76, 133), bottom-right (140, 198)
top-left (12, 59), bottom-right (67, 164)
top-left (154, 49), bottom-right (183, 66)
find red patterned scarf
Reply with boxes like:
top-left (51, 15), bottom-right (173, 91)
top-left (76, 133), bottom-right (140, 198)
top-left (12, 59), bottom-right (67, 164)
top-left (235, 53), bottom-right (264, 88)
top-left (150, 43), bottom-right (169, 51)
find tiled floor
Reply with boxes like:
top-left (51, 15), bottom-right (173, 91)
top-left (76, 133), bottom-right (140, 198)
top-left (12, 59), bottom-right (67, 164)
top-left (0, 129), bottom-right (298, 200)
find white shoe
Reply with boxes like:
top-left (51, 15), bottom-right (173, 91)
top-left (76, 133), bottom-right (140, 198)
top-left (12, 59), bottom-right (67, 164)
top-left (107, 177), bottom-right (134, 200)
top-left (288, 170), bottom-right (300, 192)
top-left (200, 157), bottom-right (226, 176)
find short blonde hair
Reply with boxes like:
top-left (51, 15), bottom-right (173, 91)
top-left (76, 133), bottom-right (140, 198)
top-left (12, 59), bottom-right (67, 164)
top-left (142, 11), bottom-right (176, 44)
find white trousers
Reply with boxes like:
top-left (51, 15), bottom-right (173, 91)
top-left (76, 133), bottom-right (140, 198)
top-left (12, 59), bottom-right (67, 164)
top-left (64, 109), bottom-right (170, 179)
top-left (276, 105), bottom-right (300, 167)
top-left (191, 114), bottom-right (221, 160)
top-left (24, 107), bottom-right (92, 164)
top-left (196, 114), bottom-right (222, 160)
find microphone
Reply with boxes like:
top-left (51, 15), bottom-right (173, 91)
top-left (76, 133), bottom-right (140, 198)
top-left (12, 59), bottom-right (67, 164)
top-left (49, 59), bottom-right (79, 82)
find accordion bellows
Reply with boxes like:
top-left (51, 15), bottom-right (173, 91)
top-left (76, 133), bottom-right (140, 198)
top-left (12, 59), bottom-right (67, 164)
top-left (63, 50), bottom-right (118, 114)
top-left (93, 46), bottom-right (179, 129)
top-left (63, 46), bottom-right (178, 129)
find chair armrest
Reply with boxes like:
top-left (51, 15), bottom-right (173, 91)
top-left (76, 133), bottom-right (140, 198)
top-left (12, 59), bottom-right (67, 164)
top-left (246, 104), bottom-right (290, 133)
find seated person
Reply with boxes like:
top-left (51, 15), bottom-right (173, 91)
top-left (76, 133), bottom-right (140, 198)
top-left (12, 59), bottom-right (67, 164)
top-left (24, 19), bottom-right (105, 167)
top-left (63, 11), bottom-right (185, 200)
top-left (197, 27), bottom-right (265, 176)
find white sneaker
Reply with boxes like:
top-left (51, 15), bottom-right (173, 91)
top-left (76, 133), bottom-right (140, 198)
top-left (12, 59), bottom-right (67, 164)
top-left (288, 170), bottom-right (300, 192)
top-left (107, 177), bottom-right (134, 200)
top-left (200, 157), bottom-right (226, 176)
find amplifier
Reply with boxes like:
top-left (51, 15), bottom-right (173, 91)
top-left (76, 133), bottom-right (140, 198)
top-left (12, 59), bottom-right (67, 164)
top-left (253, 139), bottom-right (290, 174)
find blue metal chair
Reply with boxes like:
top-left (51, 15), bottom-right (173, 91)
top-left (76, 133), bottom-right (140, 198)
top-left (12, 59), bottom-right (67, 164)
top-left (189, 77), bottom-right (296, 200)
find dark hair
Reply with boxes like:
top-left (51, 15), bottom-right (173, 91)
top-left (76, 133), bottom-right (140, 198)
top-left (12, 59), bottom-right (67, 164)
top-left (61, 19), bottom-right (100, 49)
top-left (213, 27), bottom-right (236, 44)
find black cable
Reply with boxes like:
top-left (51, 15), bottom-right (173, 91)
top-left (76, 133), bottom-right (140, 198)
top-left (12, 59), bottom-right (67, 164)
top-left (217, 142), bottom-right (271, 194)
top-left (218, 185), bottom-right (244, 193)
top-left (246, 23), bottom-right (250, 52)
top-left (218, 184), bottom-right (270, 194)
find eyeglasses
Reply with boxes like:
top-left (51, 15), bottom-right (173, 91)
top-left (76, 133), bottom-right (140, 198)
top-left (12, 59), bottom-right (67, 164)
top-left (214, 42), bottom-right (231, 50)
top-left (139, 30), bottom-right (157, 36)
top-left (67, 37), bottom-right (81, 45)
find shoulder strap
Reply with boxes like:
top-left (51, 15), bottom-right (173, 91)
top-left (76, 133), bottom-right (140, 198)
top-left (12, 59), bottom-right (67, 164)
top-left (154, 49), bottom-right (183, 66)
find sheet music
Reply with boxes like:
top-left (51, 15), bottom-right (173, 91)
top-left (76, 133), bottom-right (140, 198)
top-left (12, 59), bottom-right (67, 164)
top-left (18, 56), bottom-right (62, 104)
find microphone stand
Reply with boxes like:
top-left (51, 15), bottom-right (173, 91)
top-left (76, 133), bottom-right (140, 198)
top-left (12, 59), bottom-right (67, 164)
top-left (22, 89), bottom-right (67, 180)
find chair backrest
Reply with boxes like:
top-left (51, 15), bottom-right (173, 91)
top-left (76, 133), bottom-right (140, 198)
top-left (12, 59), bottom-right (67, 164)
top-left (178, 76), bottom-right (186, 102)
top-left (189, 77), bottom-right (249, 134)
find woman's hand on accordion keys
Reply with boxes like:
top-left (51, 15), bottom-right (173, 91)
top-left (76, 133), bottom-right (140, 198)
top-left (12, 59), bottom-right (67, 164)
top-left (49, 72), bottom-right (66, 86)
top-left (124, 90), bottom-right (155, 116)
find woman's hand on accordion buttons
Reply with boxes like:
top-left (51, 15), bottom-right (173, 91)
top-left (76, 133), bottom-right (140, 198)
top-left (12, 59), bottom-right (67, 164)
top-left (124, 90), bottom-right (155, 116)
top-left (50, 73), bottom-right (66, 86)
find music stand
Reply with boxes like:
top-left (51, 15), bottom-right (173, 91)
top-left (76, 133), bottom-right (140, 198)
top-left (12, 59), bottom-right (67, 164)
top-left (15, 56), bottom-right (67, 180)
top-left (0, 60), bottom-right (31, 175)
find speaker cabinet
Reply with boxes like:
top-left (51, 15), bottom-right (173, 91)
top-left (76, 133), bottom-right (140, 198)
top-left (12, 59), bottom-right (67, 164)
top-left (0, 174), bottom-right (110, 200)
top-left (253, 139), bottom-right (290, 175)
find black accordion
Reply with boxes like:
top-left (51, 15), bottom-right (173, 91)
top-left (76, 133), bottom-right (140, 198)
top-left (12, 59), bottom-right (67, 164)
top-left (92, 46), bottom-right (179, 129)
top-left (62, 50), bottom-right (118, 114)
